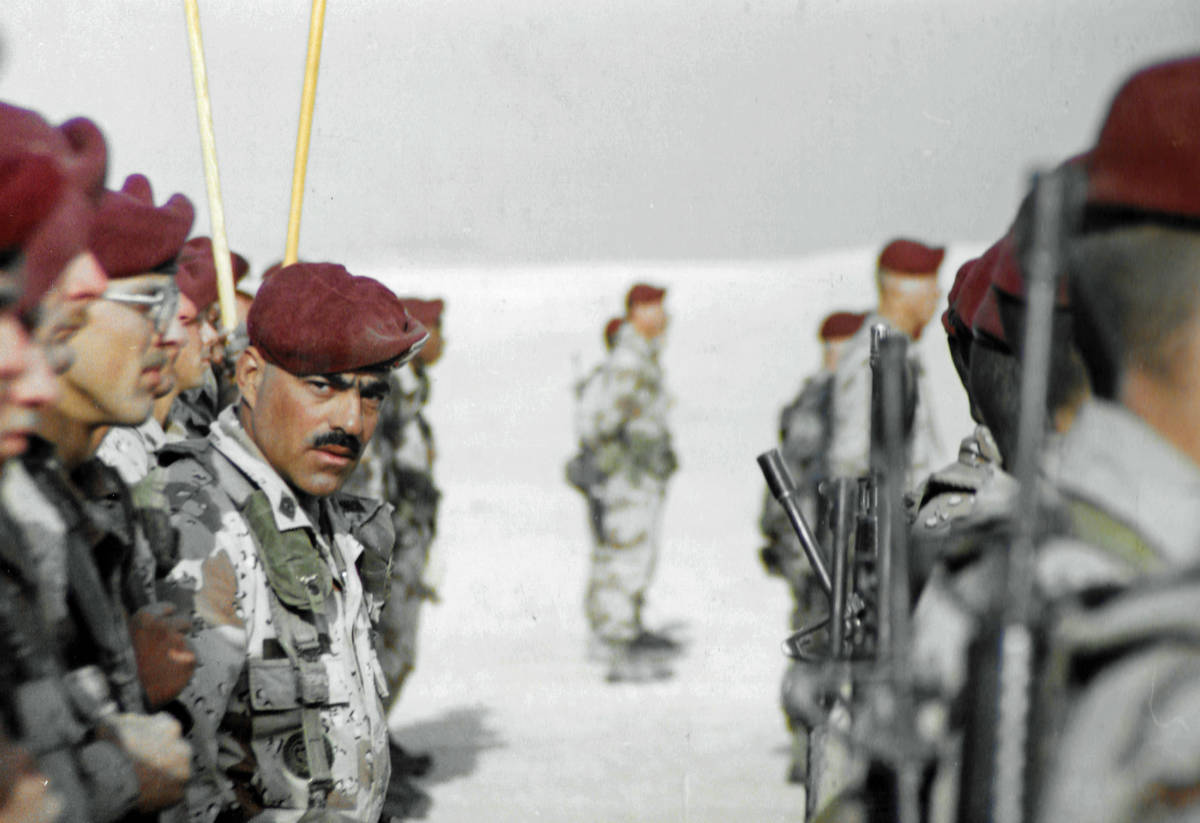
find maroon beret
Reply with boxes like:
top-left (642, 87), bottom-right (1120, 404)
top-left (626, 282), bottom-right (667, 311)
top-left (1087, 55), bottom-right (1200, 219)
top-left (604, 316), bottom-right (622, 348)
top-left (969, 239), bottom-right (1012, 349)
top-left (248, 262), bottom-right (428, 375)
top-left (0, 104), bottom-right (108, 314)
top-left (943, 258), bottom-right (978, 338)
top-left (0, 153), bottom-right (65, 251)
top-left (878, 239), bottom-right (945, 276)
top-left (176, 236), bottom-right (249, 310)
top-left (818, 311), bottom-right (866, 342)
top-left (91, 174), bottom-right (194, 278)
top-left (400, 298), bottom-right (444, 329)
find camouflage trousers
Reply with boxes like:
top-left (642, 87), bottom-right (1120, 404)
top-left (377, 527), bottom-right (433, 712)
top-left (584, 471), bottom-right (666, 644)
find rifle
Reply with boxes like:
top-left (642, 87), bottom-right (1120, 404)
top-left (759, 324), bottom-right (926, 819)
top-left (957, 166), bottom-right (1073, 823)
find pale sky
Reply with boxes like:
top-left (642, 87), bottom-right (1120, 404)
top-left (3, 0), bottom-right (1198, 269)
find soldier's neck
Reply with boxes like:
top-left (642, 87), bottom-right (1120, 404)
top-left (153, 387), bottom-right (181, 427)
top-left (35, 406), bottom-right (100, 470)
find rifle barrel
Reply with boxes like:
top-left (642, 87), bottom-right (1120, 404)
top-left (758, 449), bottom-right (834, 598)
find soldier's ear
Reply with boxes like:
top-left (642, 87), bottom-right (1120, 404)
top-left (237, 346), bottom-right (266, 410)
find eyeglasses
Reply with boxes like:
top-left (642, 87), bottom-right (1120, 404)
top-left (100, 284), bottom-right (180, 334)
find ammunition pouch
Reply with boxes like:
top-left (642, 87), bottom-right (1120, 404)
top-left (566, 446), bottom-right (607, 493)
top-left (174, 442), bottom-right (344, 812)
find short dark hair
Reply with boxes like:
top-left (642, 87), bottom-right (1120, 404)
top-left (1068, 224), bottom-right (1200, 399)
top-left (968, 342), bottom-right (1022, 467)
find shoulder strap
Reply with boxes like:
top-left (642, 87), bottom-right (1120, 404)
top-left (1062, 496), bottom-right (1162, 575)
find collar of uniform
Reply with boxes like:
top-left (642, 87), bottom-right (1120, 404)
top-left (137, 417), bottom-right (167, 452)
top-left (1053, 398), bottom-right (1200, 565)
top-left (613, 318), bottom-right (659, 358)
top-left (209, 406), bottom-right (316, 535)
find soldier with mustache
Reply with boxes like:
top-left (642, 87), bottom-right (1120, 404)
top-left (144, 262), bottom-right (428, 822)
top-left (0, 105), bottom-right (194, 822)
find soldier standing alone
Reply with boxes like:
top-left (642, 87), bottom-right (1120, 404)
top-left (572, 283), bottom-right (679, 683)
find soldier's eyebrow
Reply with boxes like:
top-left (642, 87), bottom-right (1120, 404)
top-left (359, 379), bottom-right (391, 401)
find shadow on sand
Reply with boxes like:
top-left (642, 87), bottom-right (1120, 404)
top-left (393, 705), bottom-right (506, 785)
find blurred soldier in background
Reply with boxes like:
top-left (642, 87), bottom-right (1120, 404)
top-left (0, 116), bottom-right (195, 822)
top-left (149, 263), bottom-right (428, 822)
top-left (0, 101), bottom-right (91, 823)
top-left (759, 309), bottom-right (864, 784)
top-left (165, 237), bottom-right (250, 440)
top-left (93, 185), bottom-right (213, 485)
top-left (572, 283), bottom-right (679, 683)
top-left (828, 239), bottom-right (944, 488)
top-left (344, 296), bottom-right (447, 791)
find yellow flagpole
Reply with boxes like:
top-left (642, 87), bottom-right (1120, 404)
top-left (183, 0), bottom-right (237, 333)
top-left (284, 0), bottom-right (327, 266)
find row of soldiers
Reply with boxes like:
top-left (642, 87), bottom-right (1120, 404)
top-left (0, 98), bottom-right (448, 822)
top-left (761, 53), bottom-right (1200, 822)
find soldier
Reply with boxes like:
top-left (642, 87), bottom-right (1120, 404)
top-left (828, 239), bottom-right (944, 488)
top-left (342, 296), bottom-right (446, 794)
top-left (0, 104), bottom-right (194, 822)
top-left (1025, 55), bottom-right (1200, 822)
top-left (92, 177), bottom-right (203, 484)
top-left (166, 237), bottom-right (249, 440)
top-left (148, 263), bottom-right (427, 822)
top-left (574, 283), bottom-right (679, 683)
top-left (759, 309), bottom-right (864, 784)
top-left (0, 102), bottom-right (82, 823)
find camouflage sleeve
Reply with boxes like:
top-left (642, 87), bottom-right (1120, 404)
top-left (593, 347), bottom-right (646, 440)
top-left (154, 467), bottom-right (254, 822)
top-left (75, 740), bottom-right (142, 822)
top-left (1038, 645), bottom-right (1200, 823)
top-left (95, 427), bottom-right (153, 486)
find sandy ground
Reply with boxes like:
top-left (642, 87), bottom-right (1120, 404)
top-left (373, 255), bottom-right (974, 822)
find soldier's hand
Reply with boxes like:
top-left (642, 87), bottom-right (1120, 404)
top-left (129, 603), bottom-right (197, 708)
top-left (0, 742), bottom-right (62, 823)
top-left (100, 712), bottom-right (191, 812)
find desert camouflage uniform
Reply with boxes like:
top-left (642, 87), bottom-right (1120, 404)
top-left (827, 314), bottom-right (940, 489)
top-left (342, 364), bottom-right (439, 703)
top-left (576, 321), bottom-right (676, 644)
top-left (146, 408), bottom-right (392, 823)
top-left (96, 417), bottom-right (169, 486)
top-left (167, 369), bottom-right (221, 441)
top-left (1029, 399), bottom-right (1200, 822)
top-left (0, 443), bottom-right (157, 822)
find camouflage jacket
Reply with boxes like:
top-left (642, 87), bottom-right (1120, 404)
top-left (0, 443), bottom-right (163, 822)
top-left (1026, 399), bottom-right (1200, 822)
top-left (1036, 399), bottom-right (1195, 596)
top-left (167, 372), bottom-right (221, 442)
top-left (148, 408), bottom-right (393, 822)
top-left (96, 417), bottom-right (168, 486)
top-left (0, 501), bottom-right (143, 823)
top-left (574, 321), bottom-right (676, 484)
top-left (343, 365), bottom-right (439, 548)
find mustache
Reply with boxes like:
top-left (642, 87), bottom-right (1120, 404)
top-left (309, 430), bottom-right (363, 459)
